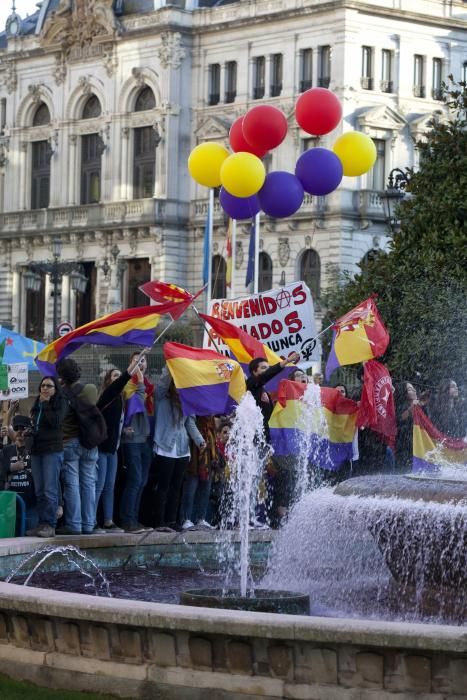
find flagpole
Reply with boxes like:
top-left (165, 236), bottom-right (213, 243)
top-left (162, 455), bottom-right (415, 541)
top-left (129, 317), bottom-right (178, 373)
top-left (253, 212), bottom-right (260, 294)
top-left (230, 218), bottom-right (236, 299)
top-left (206, 188), bottom-right (214, 312)
top-left (192, 305), bottom-right (223, 354)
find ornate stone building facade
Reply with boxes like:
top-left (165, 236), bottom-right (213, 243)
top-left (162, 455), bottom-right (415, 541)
top-left (0, 0), bottom-right (465, 339)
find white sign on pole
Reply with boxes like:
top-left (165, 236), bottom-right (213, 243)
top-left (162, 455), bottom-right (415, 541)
top-left (57, 322), bottom-right (74, 337)
top-left (204, 281), bottom-right (321, 367)
top-left (0, 363), bottom-right (29, 400)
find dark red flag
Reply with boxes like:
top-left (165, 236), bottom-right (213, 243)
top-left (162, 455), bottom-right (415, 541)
top-left (357, 360), bottom-right (396, 448)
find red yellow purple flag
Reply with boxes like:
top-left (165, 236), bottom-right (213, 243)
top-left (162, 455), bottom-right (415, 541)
top-left (199, 312), bottom-right (281, 367)
top-left (269, 380), bottom-right (359, 470)
top-left (412, 405), bottom-right (467, 473)
top-left (164, 342), bottom-right (246, 416)
top-left (36, 304), bottom-right (174, 376)
top-left (325, 297), bottom-right (389, 380)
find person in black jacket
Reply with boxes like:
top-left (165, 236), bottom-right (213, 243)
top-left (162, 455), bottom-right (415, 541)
top-left (26, 376), bottom-right (68, 538)
top-left (95, 356), bottom-right (141, 532)
top-left (246, 352), bottom-right (300, 442)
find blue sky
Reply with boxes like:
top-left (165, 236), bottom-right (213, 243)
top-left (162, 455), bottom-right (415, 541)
top-left (0, 0), bottom-right (41, 32)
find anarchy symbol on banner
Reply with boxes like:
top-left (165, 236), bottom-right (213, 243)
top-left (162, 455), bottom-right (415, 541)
top-left (275, 289), bottom-right (292, 309)
top-left (301, 337), bottom-right (317, 361)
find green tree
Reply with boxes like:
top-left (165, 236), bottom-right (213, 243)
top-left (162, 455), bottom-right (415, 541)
top-left (322, 78), bottom-right (467, 387)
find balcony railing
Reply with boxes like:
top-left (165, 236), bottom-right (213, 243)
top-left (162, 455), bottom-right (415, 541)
top-left (253, 86), bottom-right (265, 99)
top-left (300, 79), bottom-right (313, 92)
top-left (0, 199), bottom-right (175, 236)
top-left (318, 76), bottom-right (330, 88)
top-left (224, 91), bottom-right (236, 103)
top-left (380, 80), bottom-right (393, 93)
top-left (208, 93), bottom-right (220, 106)
top-left (431, 87), bottom-right (443, 101)
top-left (360, 76), bottom-right (373, 90)
top-left (413, 85), bottom-right (426, 98)
top-left (270, 83), bottom-right (282, 97)
top-left (354, 190), bottom-right (385, 219)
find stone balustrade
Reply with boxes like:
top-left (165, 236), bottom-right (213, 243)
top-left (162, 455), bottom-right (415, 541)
top-left (0, 199), bottom-right (189, 237)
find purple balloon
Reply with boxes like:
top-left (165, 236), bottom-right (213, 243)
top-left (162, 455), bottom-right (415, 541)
top-left (295, 147), bottom-right (343, 196)
top-left (258, 171), bottom-right (304, 218)
top-left (219, 188), bottom-right (260, 220)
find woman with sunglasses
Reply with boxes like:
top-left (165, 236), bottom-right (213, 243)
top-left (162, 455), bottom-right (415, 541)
top-left (27, 376), bottom-right (68, 538)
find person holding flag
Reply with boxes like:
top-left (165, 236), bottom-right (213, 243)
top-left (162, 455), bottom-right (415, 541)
top-left (247, 352), bottom-right (300, 442)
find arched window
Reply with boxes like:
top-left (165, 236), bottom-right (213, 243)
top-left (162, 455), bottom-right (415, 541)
top-left (211, 255), bottom-right (226, 299)
top-left (82, 95), bottom-right (102, 120)
top-left (32, 102), bottom-right (50, 126)
top-left (31, 102), bottom-right (51, 208)
top-left (300, 248), bottom-right (320, 302)
top-left (80, 96), bottom-right (102, 204)
top-left (133, 87), bottom-right (157, 199)
top-left (258, 252), bottom-right (273, 292)
top-left (135, 86), bottom-right (156, 112)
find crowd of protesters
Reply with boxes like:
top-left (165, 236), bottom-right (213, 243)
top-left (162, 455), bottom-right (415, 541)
top-left (0, 348), bottom-right (465, 538)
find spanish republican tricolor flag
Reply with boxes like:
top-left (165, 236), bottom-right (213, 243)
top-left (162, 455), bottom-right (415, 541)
top-left (139, 281), bottom-right (205, 320)
top-left (269, 380), bottom-right (359, 471)
top-left (164, 342), bottom-right (246, 417)
top-left (199, 313), bottom-right (281, 367)
top-left (413, 405), bottom-right (467, 473)
top-left (325, 297), bottom-right (389, 380)
top-left (36, 305), bottom-right (167, 376)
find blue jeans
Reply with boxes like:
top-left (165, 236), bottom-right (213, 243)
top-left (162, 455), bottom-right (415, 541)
top-left (62, 438), bottom-right (98, 533)
top-left (181, 474), bottom-right (212, 524)
top-left (96, 451), bottom-right (118, 524)
top-left (31, 452), bottom-right (63, 528)
top-left (120, 442), bottom-right (152, 527)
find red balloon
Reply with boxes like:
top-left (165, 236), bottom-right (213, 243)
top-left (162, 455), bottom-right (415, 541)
top-left (295, 87), bottom-right (342, 136)
top-left (229, 117), bottom-right (268, 158)
top-left (242, 105), bottom-right (288, 151)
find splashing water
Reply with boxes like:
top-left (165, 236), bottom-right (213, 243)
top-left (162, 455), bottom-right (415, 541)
top-left (219, 392), bottom-right (268, 597)
top-left (296, 382), bottom-right (331, 495)
top-left (263, 485), bottom-right (467, 624)
top-left (6, 545), bottom-right (112, 597)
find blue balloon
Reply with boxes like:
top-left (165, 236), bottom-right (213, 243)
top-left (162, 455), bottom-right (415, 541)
top-left (258, 171), bottom-right (304, 218)
top-left (295, 147), bottom-right (343, 196)
top-left (219, 188), bottom-right (260, 220)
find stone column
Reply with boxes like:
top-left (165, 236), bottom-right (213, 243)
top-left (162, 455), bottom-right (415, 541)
top-left (11, 267), bottom-right (20, 332)
top-left (68, 135), bottom-right (78, 205)
top-left (20, 142), bottom-right (28, 210)
top-left (120, 127), bottom-right (130, 200)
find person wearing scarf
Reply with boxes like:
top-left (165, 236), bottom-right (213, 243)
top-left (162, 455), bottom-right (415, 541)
top-left (119, 351), bottom-right (154, 533)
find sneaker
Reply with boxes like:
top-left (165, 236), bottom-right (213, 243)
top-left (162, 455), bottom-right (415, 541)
top-left (103, 522), bottom-right (124, 533)
top-left (26, 523), bottom-right (47, 537)
top-left (123, 524), bottom-right (146, 534)
top-left (196, 519), bottom-right (215, 530)
top-left (56, 526), bottom-right (81, 536)
top-left (153, 526), bottom-right (176, 533)
top-left (36, 524), bottom-right (56, 538)
top-left (136, 523), bottom-right (153, 532)
top-left (182, 519), bottom-right (195, 530)
top-left (82, 527), bottom-right (106, 535)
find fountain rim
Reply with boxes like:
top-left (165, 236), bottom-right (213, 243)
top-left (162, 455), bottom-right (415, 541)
top-left (0, 532), bottom-right (465, 654)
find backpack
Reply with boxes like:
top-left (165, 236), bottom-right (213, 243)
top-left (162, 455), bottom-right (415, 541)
top-left (64, 384), bottom-right (108, 450)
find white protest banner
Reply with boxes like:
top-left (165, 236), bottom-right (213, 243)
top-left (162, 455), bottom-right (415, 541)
top-left (0, 363), bottom-right (29, 400)
top-left (204, 281), bottom-right (321, 367)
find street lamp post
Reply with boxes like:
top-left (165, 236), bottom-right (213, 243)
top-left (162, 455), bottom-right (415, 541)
top-left (24, 236), bottom-right (88, 339)
top-left (380, 167), bottom-right (412, 234)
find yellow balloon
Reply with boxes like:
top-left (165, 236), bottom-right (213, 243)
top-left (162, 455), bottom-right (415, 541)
top-left (332, 132), bottom-right (377, 177)
top-left (188, 142), bottom-right (230, 188)
top-left (220, 152), bottom-right (266, 198)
